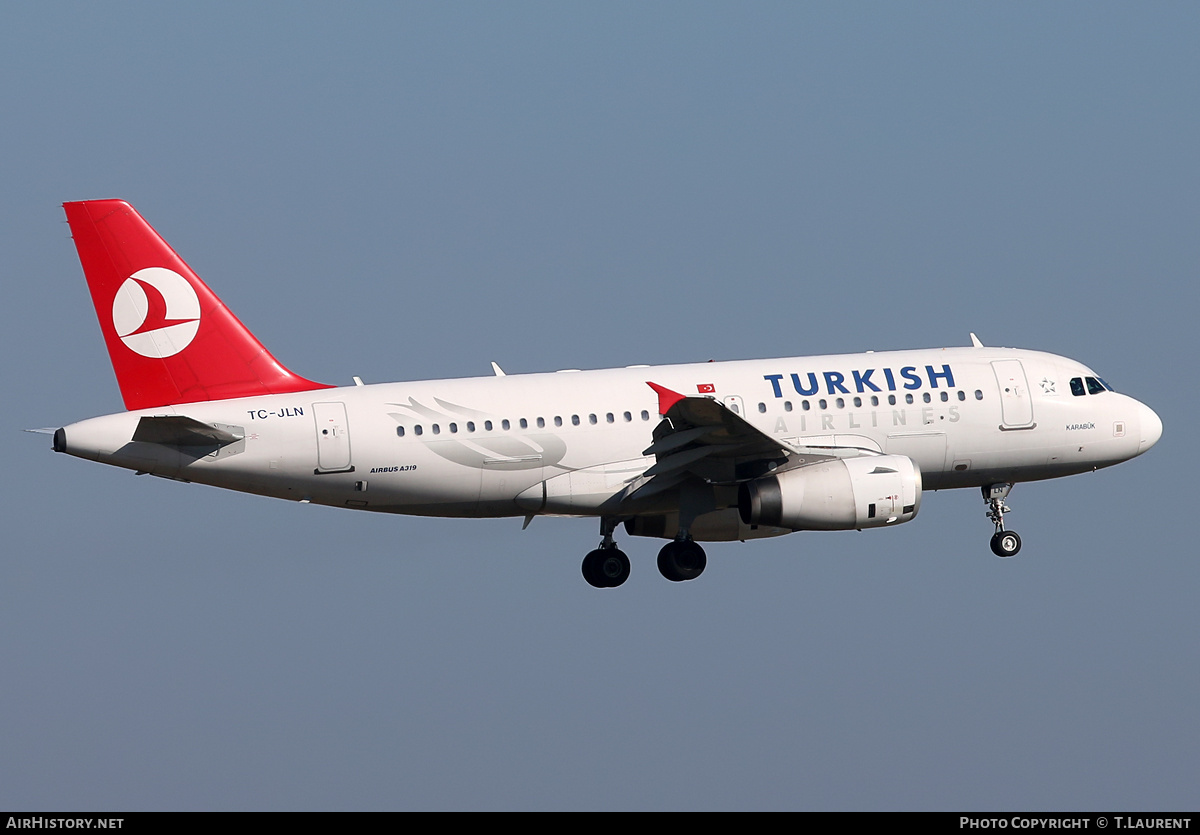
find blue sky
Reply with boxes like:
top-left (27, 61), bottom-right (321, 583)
top-left (2, 3), bottom-right (1196, 810)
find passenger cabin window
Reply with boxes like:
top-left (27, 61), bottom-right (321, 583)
top-left (396, 426), bottom-right (405, 437)
top-left (502, 419), bottom-right (511, 430)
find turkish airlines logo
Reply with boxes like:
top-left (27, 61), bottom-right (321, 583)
top-left (111, 267), bottom-right (201, 358)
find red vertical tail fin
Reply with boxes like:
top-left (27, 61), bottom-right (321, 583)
top-left (64, 200), bottom-right (331, 411)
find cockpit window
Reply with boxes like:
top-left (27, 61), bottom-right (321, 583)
top-left (1072, 375), bottom-right (1114, 395)
top-left (1098, 377), bottom-right (1114, 392)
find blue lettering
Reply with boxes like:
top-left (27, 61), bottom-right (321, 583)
top-left (791, 372), bottom-right (819, 396)
top-left (764, 374), bottom-right (784, 398)
top-left (824, 371), bottom-right (849, 395)
top-left (926, 364), bottom-right (955, 388)
top-left (852, 369), bottom-right (881, 393)
top-left (883, 368), bottom-right (897, 391)
top-left (901, 366), bottom-right (922, 390)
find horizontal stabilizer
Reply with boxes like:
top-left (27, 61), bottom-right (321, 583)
top-left (133, 415), bottom-right (242, 447)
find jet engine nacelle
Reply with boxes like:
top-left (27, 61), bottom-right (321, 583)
top-left (738, 454), bottom-right (921, 531)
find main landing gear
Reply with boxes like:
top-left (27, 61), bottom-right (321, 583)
top-left (657, 538), bottom-right (707, 582)
top-left (581, 546), bottom-right (630, 588)
top-left (580, 519), bottom-right (708, 587)
top-left (581, 518), bottom-right (630, 588)
top-left (984, 483), bottom-right (1022, 557)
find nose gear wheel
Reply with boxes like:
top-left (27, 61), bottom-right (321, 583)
top-left (983, 483), bottom-right (1022, 557)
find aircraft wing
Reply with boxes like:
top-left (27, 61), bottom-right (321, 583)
top-left (624, 382), bottom-right (842, 502)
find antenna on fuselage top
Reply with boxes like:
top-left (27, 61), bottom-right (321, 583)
top-left (969, 333), bottom-right (985, 348)
top-left (491, 362), bottom-right (506, 377)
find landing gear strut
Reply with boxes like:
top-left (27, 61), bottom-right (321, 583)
top-left (657, 537), bottom-right (707, 582)
top-left (581, 518), bottom-right (630, 588)
top-left (984, 483), bottom-right (1022, 557)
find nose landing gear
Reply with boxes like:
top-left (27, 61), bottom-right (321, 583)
top-left (984, 483), bottom-right (1022, 557)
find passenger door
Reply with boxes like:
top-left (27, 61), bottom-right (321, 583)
top-left (991, 360), bottom-right (1035, 428)
top-left (313, 401), bottom-right (354, 473)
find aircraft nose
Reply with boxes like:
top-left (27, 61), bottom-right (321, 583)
top-left (1137, 401), bottom-right (1163, 454)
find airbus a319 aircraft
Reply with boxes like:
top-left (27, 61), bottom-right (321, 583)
top-left (44, 200), bottom-right (1162, 588)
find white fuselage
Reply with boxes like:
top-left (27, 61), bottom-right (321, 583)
top-left (58, 346), bottom-right (1161, 539)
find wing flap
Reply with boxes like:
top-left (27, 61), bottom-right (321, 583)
top-left (641, 425), bottom-right (715, 457)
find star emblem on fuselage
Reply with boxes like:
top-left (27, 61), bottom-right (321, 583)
top-left (1039, 377), bottom-right (1056, 394)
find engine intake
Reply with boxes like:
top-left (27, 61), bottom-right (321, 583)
top-left (738, 454), bottom-right (921, 531)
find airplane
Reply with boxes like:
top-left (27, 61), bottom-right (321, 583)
top-left (43, 199), bottom-right (1163, 588)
